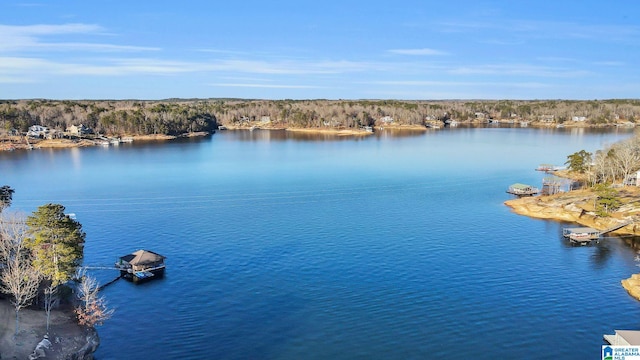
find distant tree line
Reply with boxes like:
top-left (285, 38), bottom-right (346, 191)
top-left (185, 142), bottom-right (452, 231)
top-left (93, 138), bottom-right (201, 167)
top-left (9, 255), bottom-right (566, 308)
top-left (2, 99), bottom-right (640, 136)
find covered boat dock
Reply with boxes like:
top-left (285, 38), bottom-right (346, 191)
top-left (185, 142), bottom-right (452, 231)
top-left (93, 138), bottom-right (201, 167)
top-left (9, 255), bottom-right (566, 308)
top-left (506, 183), bottom-right (540, 197)
top-left (116, 249), bottom-right (166, 283)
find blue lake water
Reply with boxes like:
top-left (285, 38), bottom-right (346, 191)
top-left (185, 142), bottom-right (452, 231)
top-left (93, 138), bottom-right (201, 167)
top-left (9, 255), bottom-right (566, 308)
top-left (1, 126), bottom-right (639, 359)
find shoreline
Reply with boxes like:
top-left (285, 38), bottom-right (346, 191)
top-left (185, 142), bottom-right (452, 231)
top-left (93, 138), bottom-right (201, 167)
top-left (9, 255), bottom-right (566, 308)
top-left (0, 300), bottom-right (98, 359)
top-left (1, 123), bottom-right (634, 152)
top-left (504, 188), bottom-right (640, 236)
top-left (0, 132), bottom-right (210, 151)
top-left (505, 186), bottom-right (640, 301)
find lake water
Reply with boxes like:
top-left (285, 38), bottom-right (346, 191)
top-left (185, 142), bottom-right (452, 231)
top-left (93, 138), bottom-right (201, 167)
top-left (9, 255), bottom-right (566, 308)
top-left (1, 126), bottom-right (639, 359)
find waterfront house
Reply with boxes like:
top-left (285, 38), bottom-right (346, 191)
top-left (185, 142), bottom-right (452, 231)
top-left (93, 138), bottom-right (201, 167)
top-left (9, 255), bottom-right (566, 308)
top-left (624, 170), bottom-right (640, 186)
top-left (66, 124), bottom-right (92, 136)
top-left (27, 125), bottom-right (49, 138)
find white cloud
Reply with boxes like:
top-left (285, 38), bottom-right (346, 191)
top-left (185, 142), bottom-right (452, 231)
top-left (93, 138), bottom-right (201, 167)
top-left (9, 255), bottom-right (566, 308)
top-left (388, 48), bottom-right (448, 56)
top-left (208, 83), bottom-right (321, 89)
top-left (371, 80), bottom-right (550, 88)
top-left (0, 23), bottom-right (157, 53)
top-left (0, 55), bottom-right (378, 79)
top-left (438, 19), bottom-right (639, 42)
top-left (593, 61), bottom-right (625, 67)
top-left (447, 64), bottom-right (591, 78)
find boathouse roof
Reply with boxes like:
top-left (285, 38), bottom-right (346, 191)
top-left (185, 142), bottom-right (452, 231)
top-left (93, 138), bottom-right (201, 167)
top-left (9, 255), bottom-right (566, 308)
top-left (120, 249), bottom-right (165, 266)
top-left (567, 227), bottom-right (599, 234)
top-left (510, 183), bottom-right (533, 190)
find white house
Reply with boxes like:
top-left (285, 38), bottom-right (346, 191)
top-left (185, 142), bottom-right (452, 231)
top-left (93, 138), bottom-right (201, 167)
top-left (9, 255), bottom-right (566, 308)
top-left (624, 170), bottom-right (640, 186)
top-left (572, 116), bottom-right (587, 122)
top-left (380, 116), bottom-right (394, 123)
top-left (540, 115), bottom-right (555, 122)
top-left (66, 124), bottom-right (92, 135)
top-left (27, 125), bottom-right (49, 138)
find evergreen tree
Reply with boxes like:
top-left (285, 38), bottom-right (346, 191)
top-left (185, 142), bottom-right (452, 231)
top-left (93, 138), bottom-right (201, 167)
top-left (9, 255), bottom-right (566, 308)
top-left (0, 185), bottom-right (14, 213)
top-left (25, 204), bottom-right (85, 285)
top-left (565, 150), bottom-right (592, 173)
top-left (593, 184), bottom-right (621, 216)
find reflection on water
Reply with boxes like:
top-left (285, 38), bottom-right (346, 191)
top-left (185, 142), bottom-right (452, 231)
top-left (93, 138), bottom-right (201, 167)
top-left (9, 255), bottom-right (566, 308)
top-left (225, 124), bottom-right (635, 143)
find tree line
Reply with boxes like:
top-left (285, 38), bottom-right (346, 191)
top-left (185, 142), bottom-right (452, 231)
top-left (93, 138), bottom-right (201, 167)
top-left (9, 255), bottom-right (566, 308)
top-left (2, 99), bottom-right (640, 137)
top-left (0, 187), bottom-right (111, 335)
top-left (565, 133), bottom-right (640, 216)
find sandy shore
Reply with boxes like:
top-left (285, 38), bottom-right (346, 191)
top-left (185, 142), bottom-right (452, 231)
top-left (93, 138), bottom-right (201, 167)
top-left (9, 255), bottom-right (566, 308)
top-left (285, 128), bottom-right (374, 136)
top-left (0, 300), bottom-right (90, 359)
top-left (0, 132), bottom-right (212, 151)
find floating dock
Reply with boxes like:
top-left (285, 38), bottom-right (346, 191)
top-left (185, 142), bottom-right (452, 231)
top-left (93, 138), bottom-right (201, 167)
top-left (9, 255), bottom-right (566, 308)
top-left (562, 221), bottom-right (633, 245)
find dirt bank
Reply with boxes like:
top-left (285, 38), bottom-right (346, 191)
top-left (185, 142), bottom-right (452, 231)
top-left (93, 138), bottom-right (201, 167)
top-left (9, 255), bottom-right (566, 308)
top-left (0, 300), bottom-right (98, 359)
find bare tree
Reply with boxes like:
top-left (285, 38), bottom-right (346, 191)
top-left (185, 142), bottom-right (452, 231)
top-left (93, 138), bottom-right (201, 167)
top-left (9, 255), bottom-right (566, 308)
top-left (0, 212), bottom-right (28, 267)
top-left (43, 283), bottom-right (58, 332)
top-left (0, 213), bottom-right (41, 335)
top-left (74, 272), bottom-right (114, 327)
top-left (611, 137), bottom-right (640, 184)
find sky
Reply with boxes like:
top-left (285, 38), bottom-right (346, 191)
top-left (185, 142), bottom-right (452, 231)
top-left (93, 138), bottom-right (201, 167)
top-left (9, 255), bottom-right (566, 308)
top-left (0, 1), bottom-right (638, 100)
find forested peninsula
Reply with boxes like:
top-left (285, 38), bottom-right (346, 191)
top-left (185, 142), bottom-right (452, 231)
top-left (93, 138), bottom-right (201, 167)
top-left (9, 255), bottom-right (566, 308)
top-left (2, 98), bottom-right (640, 150)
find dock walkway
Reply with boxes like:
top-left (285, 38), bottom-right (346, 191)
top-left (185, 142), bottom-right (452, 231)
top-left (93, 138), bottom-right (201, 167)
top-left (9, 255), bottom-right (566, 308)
top-left (563, 221), bottom-right (633, 245)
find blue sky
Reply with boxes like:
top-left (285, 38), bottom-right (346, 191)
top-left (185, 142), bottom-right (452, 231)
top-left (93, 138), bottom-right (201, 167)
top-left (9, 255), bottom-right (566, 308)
top-left (1, 1), bottom-right (638, 100)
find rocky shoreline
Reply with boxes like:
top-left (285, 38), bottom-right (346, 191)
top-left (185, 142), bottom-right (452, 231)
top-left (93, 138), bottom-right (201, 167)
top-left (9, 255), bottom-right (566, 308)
top-left (505, 187), bottom-right (640, 301)
top-left (504, 188), bottom-right (640, 236)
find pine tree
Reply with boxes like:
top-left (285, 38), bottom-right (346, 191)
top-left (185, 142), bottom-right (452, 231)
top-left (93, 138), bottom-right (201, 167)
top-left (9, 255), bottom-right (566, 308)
top-left (0, 185), bottom-right (14, 213)
top-left (25, 204), bottom-right (85, 286)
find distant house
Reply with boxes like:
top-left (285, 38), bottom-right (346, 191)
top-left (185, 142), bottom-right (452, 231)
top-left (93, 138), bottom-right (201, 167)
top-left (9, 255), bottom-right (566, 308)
top-left (27, 125), bottom-right (49, 138)
top-left (624, 170), bottom-right (640, 186)
top-left (540, 115), bottom-right (555, 122)
top-left (474, 112), bottom-right (486, 118)
top-left (572, 116), bottom-right (587, 122)
top-left (380, 116), bottom-right (394, 123)
top-left (66, 124), bottom-right (92, 135)
top-left (260, 116), bottom-right (271, 124)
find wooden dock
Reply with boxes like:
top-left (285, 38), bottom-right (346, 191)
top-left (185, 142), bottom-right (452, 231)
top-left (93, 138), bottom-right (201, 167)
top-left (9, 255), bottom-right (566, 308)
top-left (604, 330), bottom-right (640, 345)
top-left (506, 183), bottom-right (539, 197)
top-left (562, 221), bottom-right (633, 245)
